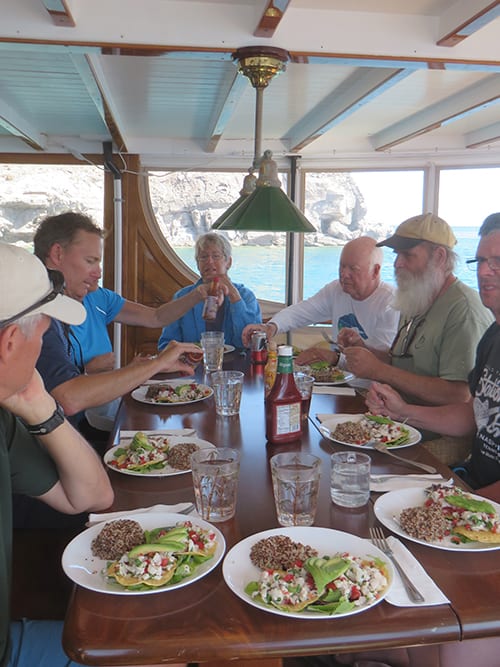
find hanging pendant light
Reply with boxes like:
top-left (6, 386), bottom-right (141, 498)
top-left (212, 46), bottom-right (315, 233)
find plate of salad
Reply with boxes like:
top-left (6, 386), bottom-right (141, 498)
top-left (295, 361), bottom-right (354, 385)
top-left (319, 413), bottom-right (420, 449)
top-left (62, 513), bottom-right (225, 595)
top-left (131, 380), bottom-right (213, 405)
top-left (104, 431), bottom-right (216, 477)
top-left (374, 485), bottom-right (500, 551)
top-left (222, 527), bottom-right (393, 619)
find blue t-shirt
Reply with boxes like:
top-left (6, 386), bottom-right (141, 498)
top-left (69, 288), bottom-right (125, 367)
top-left (35, 320), bottom-right (83, 427)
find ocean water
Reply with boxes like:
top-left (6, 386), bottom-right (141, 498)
top-left (174, 226), bottom-right (482, 303)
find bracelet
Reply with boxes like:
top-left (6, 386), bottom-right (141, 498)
top-left (24, 402), bottom-right (65, 436)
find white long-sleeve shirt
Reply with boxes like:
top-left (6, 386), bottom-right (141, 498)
top-left (270, 280), bottom-right (399, 351)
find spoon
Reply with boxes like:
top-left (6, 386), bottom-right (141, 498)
top-left (372, 442), bottom-right (437, 474)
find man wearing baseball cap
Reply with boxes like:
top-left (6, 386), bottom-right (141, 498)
top-left (0, 242), bottom-right (114, 666)
top-left (338, 213), bottom-right (493, 463)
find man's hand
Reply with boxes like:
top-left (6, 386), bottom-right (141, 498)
top-left (241, 322), bottom-right (277, 347)
top-left (155, 340), bottom-right (206, 375)
top-left (366, 381), bottom-right (408, 422)
top-left (0, 369), bottom-right (58, 425)
top-left (343, 346), bottom-right (383, 379)
top-left (295, 346), bottom-right (338, 366)
top-left (338, 328), bottom-right (365, 348)
top-left (85, 352), bottom-right (116, 374)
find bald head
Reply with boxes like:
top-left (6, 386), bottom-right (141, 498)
top-left (339, 236), bottom-right (383, 301)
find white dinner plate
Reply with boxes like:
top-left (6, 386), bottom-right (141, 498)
top-left (314, 372), bottom-right (355, 386)
top-left (131, 380), bottom-right (213, 406)
top-left (319, 414), bottom-right (421, 450)
top-left (224, 344), bottom-right (235, 354)
top-left (374, 487), bottom-right (500, 552)
top-left (222, 526), bottom-right (393, 619)
top-left (104, 435), bottom-right (216, 477)
top-left (62, 512), bottom-right (226, 595)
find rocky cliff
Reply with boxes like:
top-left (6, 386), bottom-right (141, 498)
top-left (1, 164), bottom-right (388, 247)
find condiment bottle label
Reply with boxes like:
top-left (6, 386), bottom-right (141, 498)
top-left (274, 403), bottom-right (301, 435)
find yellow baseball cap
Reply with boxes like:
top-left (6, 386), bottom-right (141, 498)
top-left (377, 213), bottom-right (457, 251)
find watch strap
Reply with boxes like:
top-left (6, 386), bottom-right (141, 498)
top-left (24, 402), bottom-right (65, 436)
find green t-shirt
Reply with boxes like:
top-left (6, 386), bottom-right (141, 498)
top-left (392, 279), bottom-right (493, 386)
top-left (0, 409), bottom-right (59, 667)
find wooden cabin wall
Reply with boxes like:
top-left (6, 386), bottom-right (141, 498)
top-left (103, 154), bottom-right (191, 363)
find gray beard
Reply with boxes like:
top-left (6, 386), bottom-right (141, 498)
top-left (393, 268), bottom-right (445, 317)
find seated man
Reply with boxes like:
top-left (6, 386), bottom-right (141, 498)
top-left (341, 214), bottom-right (493, 408)
top-left (283, 216), bottom-right (500, 667)
top-left (366, 212), bottom-right (500, 498)
top-left (158, 232), bottom-right (261, 350)
top-left (34, 211), bottom-right (217, 373)
top-left (242, 236), bottom-right (399, 369)
top-left (0, 242), bottom-right (114, 667)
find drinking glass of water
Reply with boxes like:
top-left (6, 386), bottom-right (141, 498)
top-left (330, 451), bottom-right (371, 508)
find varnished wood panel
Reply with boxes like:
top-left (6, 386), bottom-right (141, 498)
top-left (103, 154), bottom-right (193, 362)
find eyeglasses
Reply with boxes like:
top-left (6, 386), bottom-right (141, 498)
top-left (466, 256), bottom-right (500, 272)
top-left (197, 253), bottom-right (225, 263)
top-left (390, 317), bottom-right (425, 359)
top-left (0, 269), bottom-right (65, 328)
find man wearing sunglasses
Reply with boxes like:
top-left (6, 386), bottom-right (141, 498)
top-left (340, 213), bottom-right (492, 462)
top-left (367, 212), bottom-right (500, 499)
top-left (0, 242), bottom-right (114, 667)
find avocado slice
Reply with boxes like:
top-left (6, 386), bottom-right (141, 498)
top-left (128, 541), bottom-right (185, 557)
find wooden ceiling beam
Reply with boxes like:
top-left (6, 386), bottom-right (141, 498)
top-left (205, 72), bottom-right (248, 153)
top-left (371, 74), bottom-right (500, 151)
top-left (288, 68), bottom-right (411, 153)
top-left (437, 0), bottom-right (500, 47)
top-left (465, 121), bottom-right (500, 147)
top-left (254, 1), bottom-right (291, 38)
top-left (39, 0), bottom-right (75, 27)
top-left (0, 98), bottom-right (45, 151)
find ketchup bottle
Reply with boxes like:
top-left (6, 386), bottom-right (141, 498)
top-left (265, 345), bottom-right (302, 444)
top-left (202, 276), bottom-right (220, 321)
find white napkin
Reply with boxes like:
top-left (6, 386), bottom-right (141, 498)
top-left (370, 474), bottom-right (452, 492)
top-left (313, 386), bottom-right (356, 396)
top-left (383, 536), bottom-right (450, 607)
top-left (87, 502), bottom-right (195, 526)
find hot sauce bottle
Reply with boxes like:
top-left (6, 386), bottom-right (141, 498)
top-left (202, 276), bottom-right (220, 321)
top-left (265, 345), bottom-right (302, 444)
top-left (264, 340), bottom-right (278, 398)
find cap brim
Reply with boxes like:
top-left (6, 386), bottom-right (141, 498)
top-left (376, 235), bottom-right (422, 251)
top-left (33, 294), bottom-right (86, 325)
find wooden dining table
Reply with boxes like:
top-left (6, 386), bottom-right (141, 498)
top-left (62, 351), bottom-right (500, 665)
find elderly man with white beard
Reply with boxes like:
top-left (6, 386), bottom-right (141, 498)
top-left (339, 214), bottom-right (493, 462)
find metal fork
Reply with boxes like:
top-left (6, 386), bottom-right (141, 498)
top-left (369, 526), bottom-right (425, 603)
top-left (372, 442), bottom-right (437, 474)
top-left (321, 330), bottom-right (342, 353)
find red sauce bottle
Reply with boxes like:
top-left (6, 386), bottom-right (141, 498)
top-left (202, 276), bottom-right (220, 321)
top-left (265, 345), bottom-right (302, 444)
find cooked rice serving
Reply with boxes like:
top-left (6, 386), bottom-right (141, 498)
top-left (91, 519), bottom-right (145, 559)
top-left (399, 505), bottom-right (448, 542)
top-left (250, 535), bottom-right (318, 570)
top-left (166, 442), bottom-right (200, 470)
top-left (333, 421), bottom-right (371, 443)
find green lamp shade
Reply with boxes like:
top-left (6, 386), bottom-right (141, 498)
top-left (211, 194), bottom-right (248, 230)
top-left (213, 185), bottom-right (316, 233)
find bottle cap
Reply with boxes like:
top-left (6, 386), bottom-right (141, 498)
top-left (277, 345), bottom-right (293, 356)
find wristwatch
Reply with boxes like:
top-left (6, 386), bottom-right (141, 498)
top-left (24, 402), bottom-right (65, 436)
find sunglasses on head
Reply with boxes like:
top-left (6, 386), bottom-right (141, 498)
top-left (0, 269), bottom-right (65, 329)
